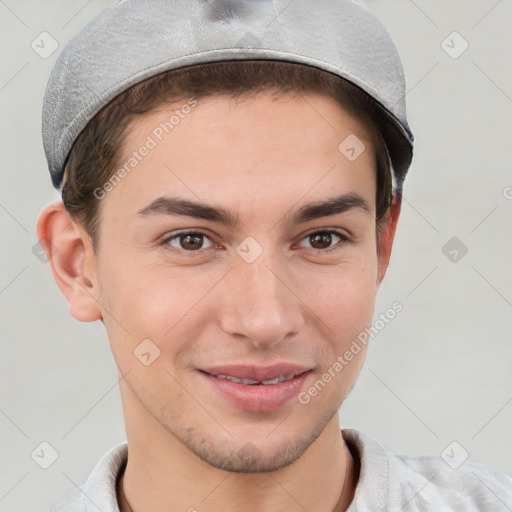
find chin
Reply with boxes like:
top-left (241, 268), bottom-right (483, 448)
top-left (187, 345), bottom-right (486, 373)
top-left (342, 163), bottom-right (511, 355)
top-left (171, 407), bottom-right (338, 473)
top-left (185, 432), bottom-right (314, 473)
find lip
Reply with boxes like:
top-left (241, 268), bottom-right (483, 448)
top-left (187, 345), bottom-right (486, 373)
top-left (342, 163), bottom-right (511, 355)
top-left (201, 363), bottom-right (311, 381)
top-left (198, 363), bottom-right (312, 412)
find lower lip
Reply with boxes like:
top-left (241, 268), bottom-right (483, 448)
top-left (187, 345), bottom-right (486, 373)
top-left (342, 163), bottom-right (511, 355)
top-left (199, 371), bottom-right (311, 412)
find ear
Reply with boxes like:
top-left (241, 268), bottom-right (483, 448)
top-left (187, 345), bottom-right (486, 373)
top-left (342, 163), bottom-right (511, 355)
top-left (36, 201), bottom-right (103, 322)
top-left (376, 194), bottom-right (401, 285)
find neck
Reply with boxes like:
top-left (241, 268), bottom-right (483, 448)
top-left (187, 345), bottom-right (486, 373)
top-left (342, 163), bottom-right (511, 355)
top-left (117, 386), bottom-right (358, 512)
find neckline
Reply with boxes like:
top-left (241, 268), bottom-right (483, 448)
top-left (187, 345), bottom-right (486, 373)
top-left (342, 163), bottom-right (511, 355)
top-left (116, 429), bottom-right (361, 512)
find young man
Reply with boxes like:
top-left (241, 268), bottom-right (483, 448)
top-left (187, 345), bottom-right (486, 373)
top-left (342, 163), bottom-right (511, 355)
top-left (37, 0), bottom-right (512, 510)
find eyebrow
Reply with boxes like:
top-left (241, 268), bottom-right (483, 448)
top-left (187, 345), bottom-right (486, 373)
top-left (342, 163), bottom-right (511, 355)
top-left (135, 192), bottom-right (371, 227)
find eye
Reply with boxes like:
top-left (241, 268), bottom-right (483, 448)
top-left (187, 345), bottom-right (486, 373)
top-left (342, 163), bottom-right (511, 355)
top-left (161, 228), bottom-right (350, 256)
top-left (163, 231), bottom-right (216, 252)
top-left (298, 229), bottom-right (350, 252)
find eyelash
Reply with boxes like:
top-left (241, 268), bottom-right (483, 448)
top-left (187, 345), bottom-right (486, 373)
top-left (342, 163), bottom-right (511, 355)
top-left (160, 228), bottom-right (350, 256)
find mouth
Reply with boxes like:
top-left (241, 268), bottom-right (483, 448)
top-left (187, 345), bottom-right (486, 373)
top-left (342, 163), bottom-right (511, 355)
top-left (198, 364), bottom-right (313, 412)
top-left (201, 371), bottom-right (309, 386)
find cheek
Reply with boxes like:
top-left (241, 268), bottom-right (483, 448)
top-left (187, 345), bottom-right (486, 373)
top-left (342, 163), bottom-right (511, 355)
top-left (298, 242), bottom-right (379, 329)
top-left (297, 261), bottom-right (377, 401)
top-left (97, 258), bottom-right (218, 360)
top-left (312, 268), bottom-right (377, 341)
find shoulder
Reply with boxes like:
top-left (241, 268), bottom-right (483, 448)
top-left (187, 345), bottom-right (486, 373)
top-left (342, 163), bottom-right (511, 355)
top-left (49, 488), bottom-right (85, 512)
top-left (343, 428), bottom-right (512, 511)
top-left (48, 441), bottom-right (128, 512)
top-left (389, 450), bottom-right (512, 510)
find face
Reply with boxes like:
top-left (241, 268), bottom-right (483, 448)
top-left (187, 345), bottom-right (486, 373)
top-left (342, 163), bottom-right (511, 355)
top-left (77, 91), bottom-right (390, 472)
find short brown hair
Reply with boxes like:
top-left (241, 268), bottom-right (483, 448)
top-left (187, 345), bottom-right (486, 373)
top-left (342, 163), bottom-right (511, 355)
top-left (62, 61), bottom-right (393, 254)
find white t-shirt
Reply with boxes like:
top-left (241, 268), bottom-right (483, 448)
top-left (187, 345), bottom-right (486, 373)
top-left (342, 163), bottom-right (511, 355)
top-left (49, 428), bottom-right (512, 511)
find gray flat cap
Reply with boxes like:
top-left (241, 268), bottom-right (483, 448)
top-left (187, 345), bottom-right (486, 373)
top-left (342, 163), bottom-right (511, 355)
top-left (42, 0), bottom-right (414, 190)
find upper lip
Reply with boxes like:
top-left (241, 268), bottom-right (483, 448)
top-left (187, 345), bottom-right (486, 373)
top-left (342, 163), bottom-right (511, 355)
top-left (200, 363), bottom-right (311, 382)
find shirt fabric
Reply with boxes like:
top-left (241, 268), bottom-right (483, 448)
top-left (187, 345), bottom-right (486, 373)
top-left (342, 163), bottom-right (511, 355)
top-left (49, 428), bottom-right (512, 511)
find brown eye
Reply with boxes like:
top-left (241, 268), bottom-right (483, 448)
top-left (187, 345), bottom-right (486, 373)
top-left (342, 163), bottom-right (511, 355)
top-left (164, 232), bottom-right (215, 252)
top-left (298, 229), bottom-right (348, 251)
top-left (179, 234), bottom-right (204, 250)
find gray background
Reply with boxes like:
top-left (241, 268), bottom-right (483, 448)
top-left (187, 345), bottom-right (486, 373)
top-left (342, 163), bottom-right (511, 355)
top-left (1, 1), bottom-right (511, 510)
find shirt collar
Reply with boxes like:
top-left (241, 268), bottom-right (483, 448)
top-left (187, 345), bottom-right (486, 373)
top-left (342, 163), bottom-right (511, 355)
top-left (76, 428), bottom-right (389, 511)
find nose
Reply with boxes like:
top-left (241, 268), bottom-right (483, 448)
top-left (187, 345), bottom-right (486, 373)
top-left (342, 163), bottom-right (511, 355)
top-left (219, 251), bottom-right (305, 348)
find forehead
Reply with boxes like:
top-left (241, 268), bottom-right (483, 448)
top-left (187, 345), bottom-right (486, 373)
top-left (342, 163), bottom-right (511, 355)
top-left (122, 88), bottom-right (374, 148)
top-left (104, 91), bottom-right (377, 219)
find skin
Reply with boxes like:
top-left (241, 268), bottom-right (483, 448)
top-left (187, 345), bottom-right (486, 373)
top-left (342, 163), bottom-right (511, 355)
top-left (37, 90), bottom-right (400, 512)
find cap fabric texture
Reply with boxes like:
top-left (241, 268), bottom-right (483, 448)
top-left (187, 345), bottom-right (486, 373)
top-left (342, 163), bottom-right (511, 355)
top-left (42, 0), bottom-right (414, 190)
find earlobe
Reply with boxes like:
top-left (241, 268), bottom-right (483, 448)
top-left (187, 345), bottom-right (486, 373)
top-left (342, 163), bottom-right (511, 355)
top-left (376, 194), bottom-right (402, 285)
top-left (36, 201), bottom-right (103, 322)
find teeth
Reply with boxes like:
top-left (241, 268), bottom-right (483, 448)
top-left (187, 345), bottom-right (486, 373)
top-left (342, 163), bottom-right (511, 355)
top-left (214, 374), bottom-right (296, 385)
top-left (216, 375), bottom-right (260, 385)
